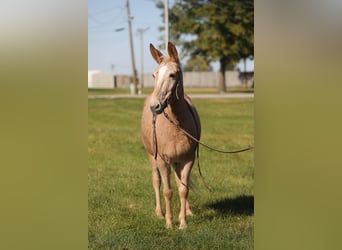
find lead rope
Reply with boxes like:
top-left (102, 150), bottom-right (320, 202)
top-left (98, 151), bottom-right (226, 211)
top-left (162, 110), bottom-right (254, 154)
top-left (196, 145), bottom-right (212, 192)
top-left (152, 114), bottom-right (158, 160)
top-left (163, 109), bottom-right (254, 192)
top-left (152, 113), bottom-right (190, 190)
top-left (152, 109), bottom-right (254, 192)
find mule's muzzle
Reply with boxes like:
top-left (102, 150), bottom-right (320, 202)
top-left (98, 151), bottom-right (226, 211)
top-left (150, 102), bottom-right (167, 115)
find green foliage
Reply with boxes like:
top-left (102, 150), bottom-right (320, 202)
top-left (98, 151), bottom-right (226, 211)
top-left (156, 0), bottom-right (254, 91)
top-left (183, 55), bottom-right (212, 71)
top-left (88, 98), bottom-right (254, 249)
top-left (170, 0), bottom-right (253, 62)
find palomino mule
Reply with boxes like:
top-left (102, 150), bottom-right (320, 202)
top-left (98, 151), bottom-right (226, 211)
top-left (141, 42), bottom-right (201, 229)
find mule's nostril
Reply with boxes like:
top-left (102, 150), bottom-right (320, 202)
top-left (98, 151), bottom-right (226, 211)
top-left (150, 104), bottom-right (158, 113)
top-left (150, 102), bottom-right (164, 115)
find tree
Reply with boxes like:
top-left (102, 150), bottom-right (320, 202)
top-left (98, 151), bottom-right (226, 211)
top-left (183, 55), bottom-right (212, 71)
top-left (156, 0), bottom-right (254, 92)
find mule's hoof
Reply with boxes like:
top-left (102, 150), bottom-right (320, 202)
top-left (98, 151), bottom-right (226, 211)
top-left (179, 223), bottom-right (187, 230)
top-left (186, 210), bottom-right (193, 216)
top-left (165, 222), bottom-right (173, 229)
top-left (156, 213), bottom-right (164, 219)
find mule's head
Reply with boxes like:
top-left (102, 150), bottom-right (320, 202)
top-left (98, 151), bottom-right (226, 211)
top-left (149, 42), bottom-right (183, 115)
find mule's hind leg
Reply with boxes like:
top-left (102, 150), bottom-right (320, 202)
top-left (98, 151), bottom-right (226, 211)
top-left (186, 199), bottom-right (193, 216)
top-left (174, 161), bottom-right (194, 229)
top-left (149, 155), bottom-right (163, 219)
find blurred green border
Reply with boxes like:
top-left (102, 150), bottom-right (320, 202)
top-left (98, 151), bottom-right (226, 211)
top-left (0, 1), bottom-right (87, 249)
top-left (255, 1), bottom-right (342, 249)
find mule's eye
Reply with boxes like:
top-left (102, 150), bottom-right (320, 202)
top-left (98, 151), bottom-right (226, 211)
top-left (152, 74), bottom-right (155, 78)
top-left (169, 73), bottom-right (175, 78)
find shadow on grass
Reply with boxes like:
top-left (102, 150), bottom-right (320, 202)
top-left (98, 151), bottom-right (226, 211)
top-left (205, 195), bottom-right (254, 216)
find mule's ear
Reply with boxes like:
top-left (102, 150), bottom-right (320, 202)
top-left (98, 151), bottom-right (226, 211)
top-left (150, 43), bottom-right (163, 64)
top-left (167, 42), bottom-right (179, 62)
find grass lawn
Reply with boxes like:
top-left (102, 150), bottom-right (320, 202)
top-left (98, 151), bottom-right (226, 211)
top-left (88, 97), bottom-right (254, 249)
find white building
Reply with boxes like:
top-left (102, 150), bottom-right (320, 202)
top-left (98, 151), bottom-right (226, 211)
top-left (88, 70), bottom-right (114, 89)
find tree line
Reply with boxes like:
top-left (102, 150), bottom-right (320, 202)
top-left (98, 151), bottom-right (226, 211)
top-left (155, 0), bottom-right (254, 92)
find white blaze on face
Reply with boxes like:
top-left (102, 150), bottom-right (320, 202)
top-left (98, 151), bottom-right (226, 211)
top-left (156, 65), bottom-right (168, 87)
top-left (150, 65), bottom-right (170, 108)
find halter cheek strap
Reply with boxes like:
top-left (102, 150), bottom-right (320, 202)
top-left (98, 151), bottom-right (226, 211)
top-left (175, 83), bottom-right (180, 100)
top-left (167, 81), bottom-right (180, 104)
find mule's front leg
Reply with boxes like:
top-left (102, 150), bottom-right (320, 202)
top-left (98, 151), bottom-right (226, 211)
top-left (175, 161), bottom-right (194, 229)
top-left (149, 155), bottom-right (163, 219)
top-left (158, 161), bottom-right (173, 228)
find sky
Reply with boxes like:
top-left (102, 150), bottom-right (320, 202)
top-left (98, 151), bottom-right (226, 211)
top-left (88, 0), bottom-right (254, 75)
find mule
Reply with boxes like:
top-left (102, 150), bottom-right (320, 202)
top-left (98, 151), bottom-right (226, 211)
top-left (141, 42), bottom-right (201, 229)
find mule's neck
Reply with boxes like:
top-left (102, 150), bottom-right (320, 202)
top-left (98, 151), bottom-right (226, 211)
top-left (166, 80), bottom-right (187, 122)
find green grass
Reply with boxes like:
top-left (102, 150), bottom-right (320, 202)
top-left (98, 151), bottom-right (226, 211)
top-left (88, 87), bottom-right (253, 96)
top-left (88, 98), bottom-right (254, 249)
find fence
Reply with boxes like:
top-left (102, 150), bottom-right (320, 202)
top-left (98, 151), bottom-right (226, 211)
top-left (89, 71), bottom-right (254, 89)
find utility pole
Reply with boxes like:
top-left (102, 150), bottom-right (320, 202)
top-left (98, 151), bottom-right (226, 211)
top-left (111, 64), bottom-right (116, 88)
top-left (137, 27), bottom-right (149, 91)
top-left (126, 0), bottom-right (138, 94)
top-left (164, 0), bottom-right (169, 51)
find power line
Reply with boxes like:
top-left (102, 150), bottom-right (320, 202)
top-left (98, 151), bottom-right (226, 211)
top-left (88, 12), bottom-right (126, 33)
top-left (88, 21), bottom-right (126, 32)
top-left (89, 5), bottom-right (124, 16)
top-left (88, 14), bottom-right (118, 25)
top-left (88, 4), bottom-right (126, 30)
top-left (88, 9), bottom-right (126, 26)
